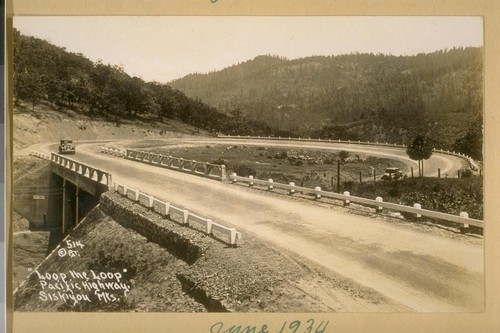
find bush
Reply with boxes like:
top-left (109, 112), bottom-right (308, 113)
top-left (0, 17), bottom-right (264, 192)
top-left (343, 181), bottom-right (354, 191)
top-left (460, 168), bottom-right (473, 178)
top-left (233, 165), bottom-right (257, 177)
top-left (388, 185), bottom-right (400, 197)
top-left (399, 183), bottom-right (483, 219)
top-left (339, 150), bottom-right (350, 162)
top-left (274, 151), bottom-right (288, 159)
top-left (212, 158), bottom-right (226, 165)
top-left (323, 155), bottom-right (336, 165)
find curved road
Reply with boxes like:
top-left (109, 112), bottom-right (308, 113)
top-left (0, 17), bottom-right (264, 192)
top-left (184, 138), bottom-right (466, 177)
top-left (26, 139), bottom-right (482, 312)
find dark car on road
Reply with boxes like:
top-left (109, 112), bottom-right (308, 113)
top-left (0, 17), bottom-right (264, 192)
top-left (381, 167), bottom-right (405, 180)
top-left (58, 139), bottom-right (76, 154)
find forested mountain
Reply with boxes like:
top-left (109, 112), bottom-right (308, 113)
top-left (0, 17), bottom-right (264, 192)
top-left (12, 29), bottom-right (276, 136)
top-left (12, 28), bottom-right (483, 159)
top-left (170, 50), bottom-right (483, 155)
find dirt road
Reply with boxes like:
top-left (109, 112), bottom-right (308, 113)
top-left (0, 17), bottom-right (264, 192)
top-left (164, 137), bottom-right (466, 177)
top-left (30, 139), bottom-right (482, 312)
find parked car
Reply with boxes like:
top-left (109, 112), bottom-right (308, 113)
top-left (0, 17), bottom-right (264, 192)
top-left (58, 139), bottom-right (76, 154)
top-left (381, 167), bottom-right (405, 180)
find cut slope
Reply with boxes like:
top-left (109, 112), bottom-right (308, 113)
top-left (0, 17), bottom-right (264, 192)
top-left (14, 192), bottom-right (407, 312)
top-left (13, 103), bottom-right (209, 153)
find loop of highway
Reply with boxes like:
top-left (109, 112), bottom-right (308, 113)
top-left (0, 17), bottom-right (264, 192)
top-left (26, 138), bottom-right (483, 312)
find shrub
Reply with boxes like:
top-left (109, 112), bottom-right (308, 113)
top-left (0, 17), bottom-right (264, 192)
top-left (460, 168), bottom-right (473, 178)
top-left (274, 151), bottom-right (288, 159)
top-left (339, 150), bottom-right (350, 162)
top-left (233, 165), bottom-right (257, 177)
top-left (212, 158), bottom-right (226, 165)
top-left (323, 155), bottom-right (336, 165)
top-left (388, 186), bottom-right (400, 197)
top-left (343, 181), bottom-right (354, 191)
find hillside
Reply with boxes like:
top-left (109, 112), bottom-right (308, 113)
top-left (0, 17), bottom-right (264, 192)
top-left (12, 29), bottom-right (277, 137)
top-left (170, 50), bottom-right (483, 154)
top-left (12, 29), bottom-right (483, 158)
top-left (12, 102), bottom-right (206, 153)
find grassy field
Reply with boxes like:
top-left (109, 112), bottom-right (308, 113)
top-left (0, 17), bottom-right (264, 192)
top-left (141, 144), bottom-right (408, 191)
top-left (136, 142), bottom-right (483, 222)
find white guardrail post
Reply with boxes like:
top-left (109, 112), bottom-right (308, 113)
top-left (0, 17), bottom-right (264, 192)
top-left (220, 165), bottom-right (227, 181)
top-left (115, 183), bottom-right (242, 246)
top-left (224, 174), bottom-right (483, 229)
top-left (216, 136), bottom-right (482, 228)
top-left (343, 191), bottom-right (350, 206)
top-left (375, 197), bottom-right (383, 213)
top-left (314, 187), bottom-right (322, 199)
top-left (460, 212), bottom-right (470, 233)
top-left (268, 179), bottom-right (274, 190)
top-left (413, 203), bottom-right (422, 219)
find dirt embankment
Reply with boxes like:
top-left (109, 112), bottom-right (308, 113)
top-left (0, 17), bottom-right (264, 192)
top-left (14, 191), bottom-right (405, 312)
top-left (12, 103), bottom-right (210, 153)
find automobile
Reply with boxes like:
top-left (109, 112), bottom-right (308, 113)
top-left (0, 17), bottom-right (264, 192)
top-left (381, 167), bottom-right (405, 180)
top-left (58, 139), bottom-right (76, 154)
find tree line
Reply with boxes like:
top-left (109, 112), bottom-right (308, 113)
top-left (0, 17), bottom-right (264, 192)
top-left (12, 30), bottom-right (483, 160)
top-left (171, 50), bottom-right (483, 159)
top-left (12, 29), bottom-right (278, 136)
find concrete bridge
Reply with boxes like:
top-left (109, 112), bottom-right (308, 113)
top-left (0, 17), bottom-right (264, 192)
top-left (15, 152), bottom-right (112, 234)
top-left (17, 140), bottom-right (483, 312)
top-left (21, 151), bottom-right (242, 246)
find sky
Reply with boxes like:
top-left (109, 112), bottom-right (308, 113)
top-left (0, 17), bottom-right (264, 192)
top-left (13, 16), bottom-right (483, 83)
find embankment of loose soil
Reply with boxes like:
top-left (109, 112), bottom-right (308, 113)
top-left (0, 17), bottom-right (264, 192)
top-left (14, 191), bottom-right (406, 312)
top-left (13, 103), bottom-right (210, 153)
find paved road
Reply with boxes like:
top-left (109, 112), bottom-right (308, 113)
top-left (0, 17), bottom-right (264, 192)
top-left (30, 139), bottom-right (482, 312)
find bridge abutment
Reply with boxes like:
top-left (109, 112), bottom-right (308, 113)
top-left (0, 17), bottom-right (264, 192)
top-left (14, 163), bottom-right (63, 230)
top-left (14, 157), bottom-right (104, 235)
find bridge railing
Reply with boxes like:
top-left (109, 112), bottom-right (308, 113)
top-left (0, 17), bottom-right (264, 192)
top-left (217, 134), bottom-right (408, 147)
top-left (50, 153), bottom-right (113, 186)
top-left (217, 135), bottom-right (479, 171)
top-left (114, 183), bottom-right (242, 246)
top-left (100, 146), bottom-right (125, 158)
top-left (229, 173), bottom-right (484, 229)
top-left (124, 149), bottom-right (227, 181)
top-left (29, 150), bottom-right (51, 160)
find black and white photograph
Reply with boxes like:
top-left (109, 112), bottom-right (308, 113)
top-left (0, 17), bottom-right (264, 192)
top-left (6, 6), bottom-right (495, 332)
